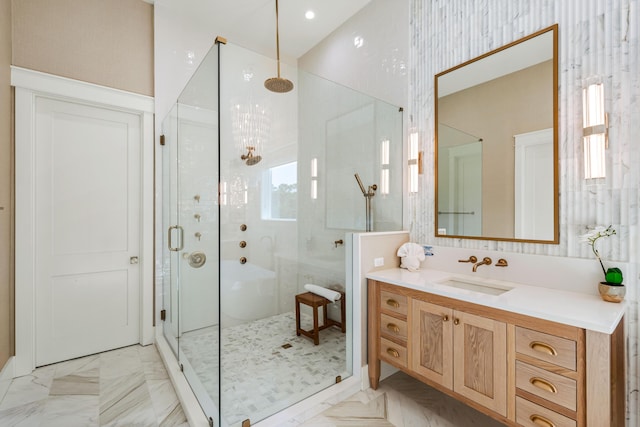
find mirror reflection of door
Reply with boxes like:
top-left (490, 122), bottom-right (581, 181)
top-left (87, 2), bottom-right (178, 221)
top-left (448, 142), bottom-right (482, 236)
top-left (438, 124), bottom-right (482, 236)
top-left (514, 128), bottom-right (554, 240)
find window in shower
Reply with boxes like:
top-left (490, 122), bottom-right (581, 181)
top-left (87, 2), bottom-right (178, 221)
top-left (262, 161), bottom-right (297, 220)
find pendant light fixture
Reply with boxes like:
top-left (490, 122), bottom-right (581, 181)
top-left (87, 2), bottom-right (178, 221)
top-left (264, 0), bottom-right (294, 93)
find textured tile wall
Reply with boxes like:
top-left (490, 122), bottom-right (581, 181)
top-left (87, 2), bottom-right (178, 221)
top-left (408, 0), bottom-right (639, 422)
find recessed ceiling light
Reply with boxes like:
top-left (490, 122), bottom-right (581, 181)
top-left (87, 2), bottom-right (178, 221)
top-left (305, 10), bottom-right (315, 20)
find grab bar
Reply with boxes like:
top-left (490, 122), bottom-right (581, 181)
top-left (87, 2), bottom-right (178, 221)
top-left (438, 211), bottom-right (475, 215)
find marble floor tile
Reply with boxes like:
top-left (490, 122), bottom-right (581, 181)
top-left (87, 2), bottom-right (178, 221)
top-left (0, 369), bottom-right (54, 410)
top-left (49, 368), bottom-right (100, 395)
top-left (99, 371), bottom-right (156, 426)
top-left (0, 344), bottom-right (188, 426)
top-left (302, 371), bottom-right (505, 427)
top-left (0, 399), bottom-right (46, 427)
top-left (42, 395), bottom-right (100, 427)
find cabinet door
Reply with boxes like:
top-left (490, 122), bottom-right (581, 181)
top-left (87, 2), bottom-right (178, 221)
top-left (453, 311), bottom-right (507, 416)
top-left (411, 300), bottom-right (454, 388)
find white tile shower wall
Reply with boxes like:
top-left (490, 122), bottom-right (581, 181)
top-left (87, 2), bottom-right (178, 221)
top-left (408, 0), bottom-right (639, 423)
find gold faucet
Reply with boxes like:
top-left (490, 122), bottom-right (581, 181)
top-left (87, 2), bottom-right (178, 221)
top-left (472, 257), bottom-right (492, 272)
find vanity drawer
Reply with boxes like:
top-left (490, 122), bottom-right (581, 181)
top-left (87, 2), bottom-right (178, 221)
top-left (380, 313), bottom-right (408, 341)
top-left (516, 396), bottom-right (576, 427)
top-left (380, 289), bottom-right (408, 316)
top-left (516, 361), bottom-right (577, 411)
top-left (380, 337), bottom-right (407, 368)
top-left (516, 327), bottom-right (577, 370)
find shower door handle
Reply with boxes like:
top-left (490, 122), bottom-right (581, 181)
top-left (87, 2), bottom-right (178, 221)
top-left (168, 225), bottom-right (184, 252)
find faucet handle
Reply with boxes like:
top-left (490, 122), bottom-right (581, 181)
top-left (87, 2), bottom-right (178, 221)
top-left (496, 258), bottom-right (508, 267)
top-left (458, 256), bottom-right (477, 263)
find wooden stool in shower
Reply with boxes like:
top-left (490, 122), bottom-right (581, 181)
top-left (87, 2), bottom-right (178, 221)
top-left (295, 291), bottom-right (346, 345)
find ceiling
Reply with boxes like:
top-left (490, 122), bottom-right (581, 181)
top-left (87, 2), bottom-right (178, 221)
top-left (160, 0), bottom-right (372, 59)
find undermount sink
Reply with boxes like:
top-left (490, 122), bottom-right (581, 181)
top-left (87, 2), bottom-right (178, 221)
top-left (437, 278), bottom-right (513, 296)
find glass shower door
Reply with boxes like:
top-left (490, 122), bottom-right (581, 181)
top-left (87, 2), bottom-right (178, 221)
top-left (162, 44), bottom-right (222, 424)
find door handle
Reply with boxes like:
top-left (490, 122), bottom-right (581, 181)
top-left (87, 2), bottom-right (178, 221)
top-left (130, 256), bottom-right (139, 264)
top-left (168, 225), bottom-right (184, 251)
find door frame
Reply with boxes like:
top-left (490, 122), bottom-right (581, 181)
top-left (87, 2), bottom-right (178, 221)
top-left (11, 67), bottom-right (155, 376)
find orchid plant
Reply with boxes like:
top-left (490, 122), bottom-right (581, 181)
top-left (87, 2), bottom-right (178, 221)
top-left (580, 225), bottom-right (623, 284)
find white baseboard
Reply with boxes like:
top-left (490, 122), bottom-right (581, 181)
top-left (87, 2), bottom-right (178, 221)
top-left (0, 356), bottom-right (15, 402)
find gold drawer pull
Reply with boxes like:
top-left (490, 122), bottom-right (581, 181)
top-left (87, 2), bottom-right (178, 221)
top-left (530, 341), bottom-right (558, 356)
top-left (386, 323), bottom-right (400, 333)
top-left (530, 414), bottom-right (556, 427)
top-left (386, 299), bottom-right (400, 308)
top-left (386, 348), bottom-right (400, 358)
top-left (530, 377), bottom-right (558, 394)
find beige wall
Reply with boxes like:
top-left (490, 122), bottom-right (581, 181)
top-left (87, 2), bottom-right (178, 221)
top-left (438, 60), bottom-right (553, 237)
top-left (0, 0), bottom-right (154, 369)
top-left (0, 0), bottom-right (13, 368)
top-left (12, 0), bottom-right (154, 96)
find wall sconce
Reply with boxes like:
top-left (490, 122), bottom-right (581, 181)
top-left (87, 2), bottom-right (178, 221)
top-left (408, 131), bottom-right (422, 193)
top-left (310, 158), bottom-right (318, 200)
top-left (380, 139), bottom-right (390, 195)
top-left (582, 82), bottom-right (608, 179)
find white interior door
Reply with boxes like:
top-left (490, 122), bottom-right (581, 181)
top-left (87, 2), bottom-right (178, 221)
top-left (34, 97), bottom-right (141, 366)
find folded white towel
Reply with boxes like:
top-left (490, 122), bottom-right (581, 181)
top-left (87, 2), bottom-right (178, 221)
top-left (397, 242), bottom-right (426, 272)
top-left (304, 284), bottom-right (342, 301)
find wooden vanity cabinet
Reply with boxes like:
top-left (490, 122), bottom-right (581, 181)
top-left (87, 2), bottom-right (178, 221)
top-left (367, 279), bottom-right (625, 427)
top-left (411, 299), bottom-right (507, 416)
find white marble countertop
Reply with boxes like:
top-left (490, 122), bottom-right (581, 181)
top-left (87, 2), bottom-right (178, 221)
top-left (366, 268), bottom-right (626, 334)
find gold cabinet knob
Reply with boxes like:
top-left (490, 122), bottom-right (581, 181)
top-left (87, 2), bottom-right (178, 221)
top-left (453, 318), bottom-right (460, 325)
top-left (442, 315), bottom-right (449, 322)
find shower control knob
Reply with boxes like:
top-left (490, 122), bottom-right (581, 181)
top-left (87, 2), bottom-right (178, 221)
top-left (240, 224), bottom-right (247, 231)
top-left (239, 241), bottom-right (247, 248)
top-left (239, 257), bottom-right (247, 264)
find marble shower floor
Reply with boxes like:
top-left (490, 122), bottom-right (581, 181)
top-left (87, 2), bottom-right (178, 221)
top-left (0, 344), bottom-right (189, 427)
top-left (180, 311), bottom-right (347, 426)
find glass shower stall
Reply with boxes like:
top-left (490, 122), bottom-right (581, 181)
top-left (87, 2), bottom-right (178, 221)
top-left (160, 40), bottom-right (403, 426)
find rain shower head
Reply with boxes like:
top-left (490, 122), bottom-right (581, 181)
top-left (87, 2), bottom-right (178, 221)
top-left (264, 0), bottom-right (294, 93)
top-left (264, 77), bottom-right (294, 93)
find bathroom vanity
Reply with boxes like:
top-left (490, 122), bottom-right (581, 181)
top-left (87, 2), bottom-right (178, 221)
top-left (367, 268), bottom-right (625, 427)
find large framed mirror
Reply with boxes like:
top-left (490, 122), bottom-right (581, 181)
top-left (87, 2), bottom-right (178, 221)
top-left (435, 24), bottom-right (559, 243)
